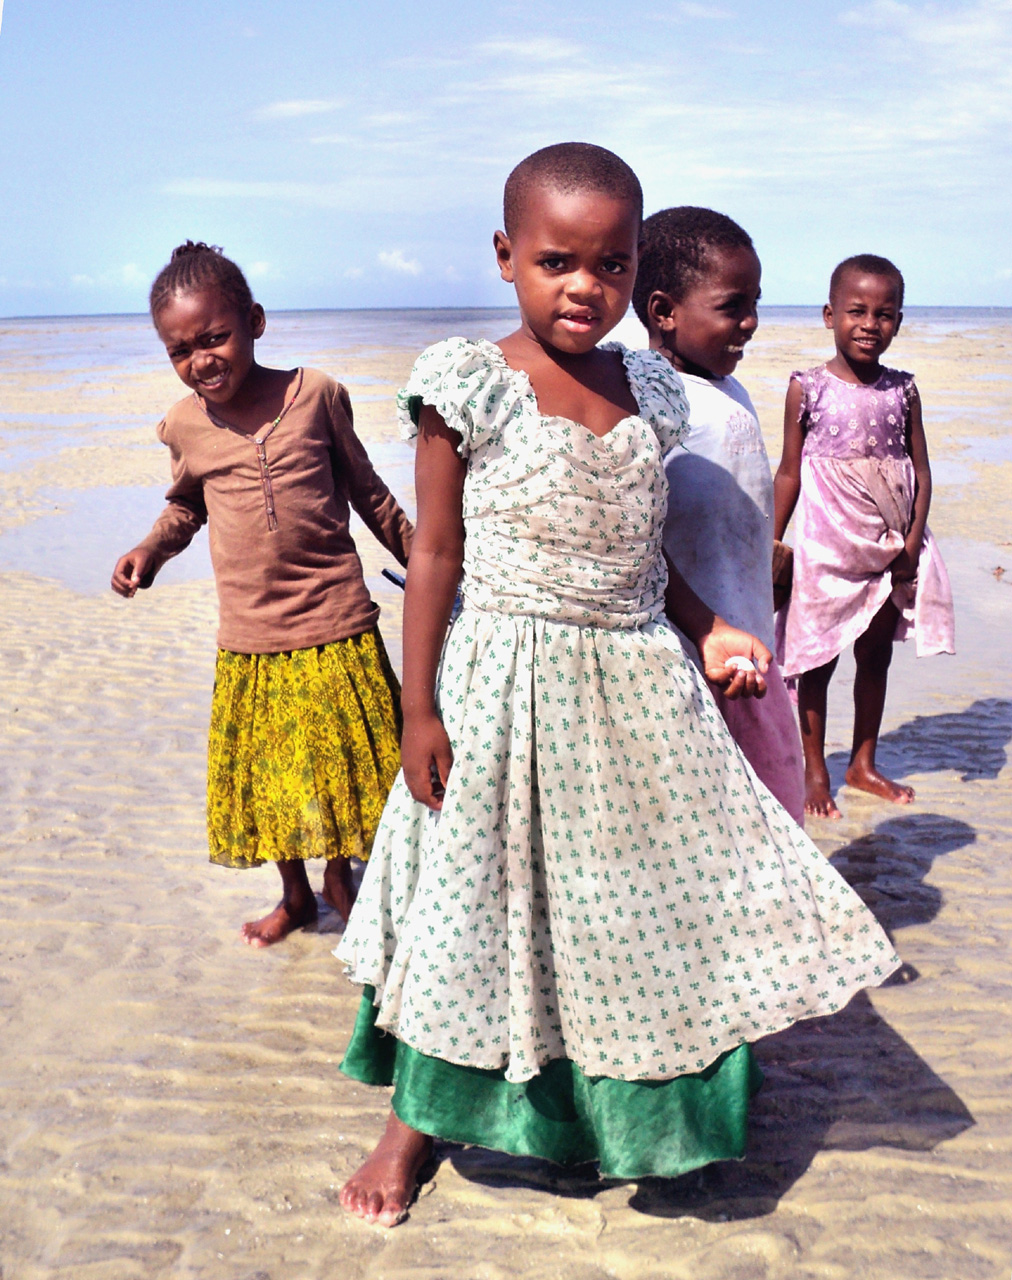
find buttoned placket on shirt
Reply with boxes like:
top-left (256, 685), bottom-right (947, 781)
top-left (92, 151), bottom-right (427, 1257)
top-left (196, 369), bottom-right (304, 532)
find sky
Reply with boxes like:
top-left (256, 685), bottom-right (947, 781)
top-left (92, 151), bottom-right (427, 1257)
top-left (1, 0), bottom-right (1010, 316)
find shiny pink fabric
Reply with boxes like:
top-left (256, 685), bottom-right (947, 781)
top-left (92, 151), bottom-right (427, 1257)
top-left (708, 656), bottom-right (806, 827)
top-left (780, 454), bottom-right (955, 678)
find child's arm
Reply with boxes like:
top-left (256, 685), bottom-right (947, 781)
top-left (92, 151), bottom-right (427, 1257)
top-left (330, 385), bottom-right (413, 566)
top-left (891, 387), bottom-right (931, 583)
top-left (663, 553), bottom-right (771, 700)
top-left (111, 436), bottom-right (206, 597)
top-left (773, 378), bottom-right (805, 542)
top-left (400, 405), bottom-right (467, 810)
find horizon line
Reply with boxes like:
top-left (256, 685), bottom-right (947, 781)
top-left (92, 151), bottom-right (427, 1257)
top-left (4, 302), bottom-right (1012, 324)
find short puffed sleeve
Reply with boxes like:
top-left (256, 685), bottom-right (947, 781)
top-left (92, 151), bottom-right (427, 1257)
top-left (615, 345), bottom-right (690, 456)
top-left (396, 337), bottom-right (525, 457)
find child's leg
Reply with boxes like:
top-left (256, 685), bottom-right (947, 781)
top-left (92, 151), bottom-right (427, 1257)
top-left (339, 1111), bottom-right (433, 1226)
top-left (321, 855), bottom-right (357, 922)
top-left (797, 656), bottom-right (841, 819)
top-left (241, 859), bottom-right (318, 947)
top-left (845, 598), bottom-right (914, 804)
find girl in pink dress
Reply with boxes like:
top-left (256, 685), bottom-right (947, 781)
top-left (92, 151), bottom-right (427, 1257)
top-left (774, 254), bottom-right (954, 819)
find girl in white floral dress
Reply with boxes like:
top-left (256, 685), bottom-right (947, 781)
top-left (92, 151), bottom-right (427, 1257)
top-left (337, 145), bottom-right (900, 1226)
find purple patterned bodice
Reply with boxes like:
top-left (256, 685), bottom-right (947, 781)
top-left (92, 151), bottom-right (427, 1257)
top-left (792, 365), bottom-right (914, 461)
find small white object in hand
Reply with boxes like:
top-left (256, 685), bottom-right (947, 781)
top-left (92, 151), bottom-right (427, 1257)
top-left (725, 655), bottom-right (756, 672)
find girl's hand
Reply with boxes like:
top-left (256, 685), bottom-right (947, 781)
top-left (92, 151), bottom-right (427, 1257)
top-left (401, 711), bottom-right (454, 811)
top-left (111, 547), bottom-right (158, 597)
top-left (891, 537), bottom-right (920, 584)
top-left (697, 622), bottom-right (771, 700)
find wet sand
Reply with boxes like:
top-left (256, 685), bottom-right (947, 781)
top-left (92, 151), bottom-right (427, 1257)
top-left (1, 312), bottom-right (1010, 1279)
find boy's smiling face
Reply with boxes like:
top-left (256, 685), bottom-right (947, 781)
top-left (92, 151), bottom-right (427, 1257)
top-left (494, 186), bottom-right (640, 355)
top-left (649, 245), bottom-right (761, 380)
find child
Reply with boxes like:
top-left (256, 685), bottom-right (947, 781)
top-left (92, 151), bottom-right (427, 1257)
top-left (633, 206), bottom-right (805, 826)
top-left (773, 254), bottom-right (954, 819)
top-left (336, 146), bottom-right (900, 1226)
top-left (111, 242), bottom-right (413, 945)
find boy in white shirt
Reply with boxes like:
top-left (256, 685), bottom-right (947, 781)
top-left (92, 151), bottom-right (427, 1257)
top-left (633, 206), bottom-right (805, 824)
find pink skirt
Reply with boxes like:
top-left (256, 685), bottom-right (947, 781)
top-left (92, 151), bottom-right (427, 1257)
top-left (708, 656), bottom-right (806, 827)
top-left (780, 456), bottom-right (955, 679)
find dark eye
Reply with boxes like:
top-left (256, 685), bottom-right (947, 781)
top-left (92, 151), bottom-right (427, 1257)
top-left (601, 260), bottom-right (627, 276)
top-left (202, 331), bottom-right (229, 348)
top-left (540, 256), bottom-right (566, 271)
top-left (167, 345), bottom-right (189, 360)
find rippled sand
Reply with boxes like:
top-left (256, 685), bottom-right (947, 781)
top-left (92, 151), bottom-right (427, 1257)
top-left (1, 313), bottom-right (1010, 1279)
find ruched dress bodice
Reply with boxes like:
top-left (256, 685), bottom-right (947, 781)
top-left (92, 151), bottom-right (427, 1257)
top-left (397, 338), bottom-right (688, 629)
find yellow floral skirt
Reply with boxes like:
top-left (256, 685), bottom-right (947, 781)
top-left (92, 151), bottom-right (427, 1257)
top-left (206, 629), bottom-right (401, 868)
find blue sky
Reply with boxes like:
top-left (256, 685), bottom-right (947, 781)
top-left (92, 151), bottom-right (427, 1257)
top-left (1, 0), bottom-right (1010, 316)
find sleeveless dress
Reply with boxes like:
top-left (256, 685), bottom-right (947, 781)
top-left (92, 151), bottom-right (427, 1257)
top-left (779, 365), bottom-right (955, 679)
top-left (337, 339), bottom-right (901, 1179)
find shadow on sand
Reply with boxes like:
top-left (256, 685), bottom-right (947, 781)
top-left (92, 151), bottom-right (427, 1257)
top-left (827, 696), bottom-right (1012, 790)
top-left (445, 811), bottom-right (976, 1221)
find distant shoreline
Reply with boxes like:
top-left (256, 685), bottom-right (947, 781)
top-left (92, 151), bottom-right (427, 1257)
top-left (4, 304), bottom-right (1012, 325)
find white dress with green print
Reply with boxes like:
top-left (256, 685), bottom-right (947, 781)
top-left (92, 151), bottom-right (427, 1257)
top-left (337, 337), bottom-right (899, 1087)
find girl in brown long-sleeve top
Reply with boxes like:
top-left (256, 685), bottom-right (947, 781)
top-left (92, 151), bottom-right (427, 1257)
top-left (112, 242), bottom-right (413, 946)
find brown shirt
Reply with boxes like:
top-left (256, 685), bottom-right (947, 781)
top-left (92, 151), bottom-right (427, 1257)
top-left (138, 368), bottom-right (413, 653)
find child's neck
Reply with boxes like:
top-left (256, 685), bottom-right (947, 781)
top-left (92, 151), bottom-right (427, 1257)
top-left (202, 362), bottom-right (296, 433)
top-left (497, 328), bottom-right (638, 438)
top-left (826, 351), bottom-right (885, 386)
top-left (648, 334), bottom-right (720, 381)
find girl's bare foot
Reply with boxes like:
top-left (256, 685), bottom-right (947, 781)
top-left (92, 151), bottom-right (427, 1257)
top-left (845, 761), bottom-right (914, 804)
top-left (240, 896), bottom-right (318, 947)
top-left (340, 1112), bottom-right (432, 1227)
top-left (805, 770), bottom-right (842, 820)
top-left (322, 856), bottom-right (357, 921)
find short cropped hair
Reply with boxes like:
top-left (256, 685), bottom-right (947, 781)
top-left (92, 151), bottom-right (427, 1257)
top-left (149, 241), bottom-right (254, 319)
top-left (632, 206), bottom-right (754, 324)
top-left (502, 142), bottom-right (643, 239)
top-left (829, 254), bottom-right (905, 308)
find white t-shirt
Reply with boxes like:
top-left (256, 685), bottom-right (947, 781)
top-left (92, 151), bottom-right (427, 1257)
top-left (662, 371), bottom-right (775, 653)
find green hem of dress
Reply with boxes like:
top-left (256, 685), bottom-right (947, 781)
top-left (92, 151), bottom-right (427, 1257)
top-left (341, 989), bottom-right (763, 1181)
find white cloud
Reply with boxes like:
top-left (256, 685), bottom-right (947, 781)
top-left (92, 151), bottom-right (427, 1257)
top-left (70, 264), bottom-right (146, 290)
top-left (256, 99), bottom-right (343, 120)
top-left (163, 178), bottom-right (361, 209)
top-left (378, 249), bottom-right (422, 276)
top-left (475, 37), bottom-right (584, 61)
top-left (343, 266), bottom-right (365, 279)
top-left (246, 261), bottom-right (273, 280)
top-left (165, 20), bottom-right (1012, 233)
top-left (677, 2), bottom-right (731, 17)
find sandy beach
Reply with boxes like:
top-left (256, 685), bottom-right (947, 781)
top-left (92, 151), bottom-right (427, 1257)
top-left (1, 308), bottom-right (1010, 1279)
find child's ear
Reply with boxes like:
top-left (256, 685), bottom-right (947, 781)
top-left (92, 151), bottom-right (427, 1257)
top-left (647, 290), bottom-right (678, 334)
top-left (822, 302), bottom-right (834, 329)
top-left (894, 309), bottom-right (903, 336)
top-left (493, 230), bottom-right (514, 283)
top-left (250, 303), bottom-right (267, 339)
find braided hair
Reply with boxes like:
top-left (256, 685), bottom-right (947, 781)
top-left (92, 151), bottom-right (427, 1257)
top-left (149, 241), bottom-right (254, 318)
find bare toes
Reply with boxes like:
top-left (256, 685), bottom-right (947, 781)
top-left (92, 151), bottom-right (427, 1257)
top-left (240, 900), bottom-right (316, 947)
